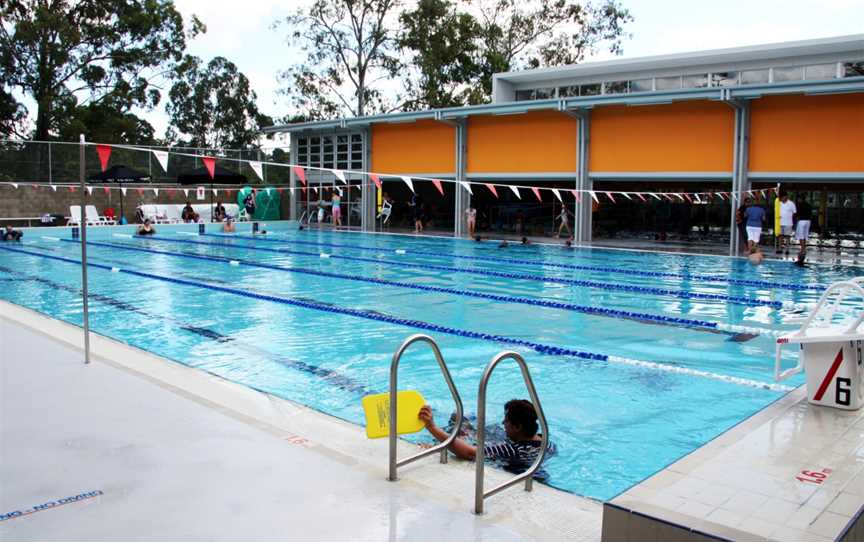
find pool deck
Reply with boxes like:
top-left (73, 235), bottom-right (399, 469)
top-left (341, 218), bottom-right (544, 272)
top-left (0, 301), bottom-right (602, 542)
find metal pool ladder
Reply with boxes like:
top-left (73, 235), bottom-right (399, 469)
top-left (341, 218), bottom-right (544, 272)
top-left (474, 351), bottom-right (549, 515)
top-left (388, 334), bottom-right (464, 481)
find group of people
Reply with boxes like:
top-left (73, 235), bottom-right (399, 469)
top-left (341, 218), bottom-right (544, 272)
top-left (738, 193), bottom-right (812, 266)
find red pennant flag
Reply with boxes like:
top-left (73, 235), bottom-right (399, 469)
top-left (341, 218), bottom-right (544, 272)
top-left (531, 187), bottom-right (542, 201)
top-left (102, 187), bottom-right (110, 195)
top-left (32, 184), bottom-right (39, 190)
top-left (168, 189), bottom-right (176, 197)
top-left (137, 188), bottom-right (144, 196)
top-left (69, 186), bottom-right (76, 192)
top-left (432, 179), bottom-right (444, 196)
top-left (636, 193), bottom-right (647, 202)
top-left (277, 187), bottom-right (284, 193)
top-left (369, 173), bottom-right (381, 189)
top-left (293, 166), bottom-right (307, 186)
top-left (202, 156), bottom-right (216, 180)
top-left (96, 144), bottom-right (112, 172)
top-left (683, 193), bottom-right (692, 203)
top-left (605, 192), bottom-right (616, 203)
top-left (663, 193), bottom-right (674, 201)
top-left (485, 183), bottom-right (498, 198)
top-left (570, 189), bottom-right (581, 203)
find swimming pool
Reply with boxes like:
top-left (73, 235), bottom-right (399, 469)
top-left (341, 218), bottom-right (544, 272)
top-left (1, 223), bottom-right (855, 501)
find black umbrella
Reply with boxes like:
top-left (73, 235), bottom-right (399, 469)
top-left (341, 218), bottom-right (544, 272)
top-left (177, 166), bottom-right (248, 220)
top-left (88, 165), bottom-right (151, 222)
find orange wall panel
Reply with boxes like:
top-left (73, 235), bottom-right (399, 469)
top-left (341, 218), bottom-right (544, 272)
top-left (371, 120), bottom-right (455, 174)
top-left (590, 101), bottom-right (734, 172)
top-left (749, 94), bottom-right (864, 172)
top-left (466, 111), bottom-right (577, 173)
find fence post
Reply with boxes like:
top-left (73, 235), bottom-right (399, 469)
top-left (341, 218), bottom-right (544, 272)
top-left (79, 134), bottom-right (91, 365)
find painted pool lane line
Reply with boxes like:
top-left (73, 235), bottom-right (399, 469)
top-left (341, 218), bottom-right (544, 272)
top-left (1, 245), bottom-right (795, 392)
top-left (207, 232), bottom-right (821, 293)
top-left (76, 238), bottom-right (756, 338)
top-left (0, 264), bottom-right (370, 395)
top-left (0, 490), bottom-right (104, 522)
top-left (127, 235), bottom-right (784, 309)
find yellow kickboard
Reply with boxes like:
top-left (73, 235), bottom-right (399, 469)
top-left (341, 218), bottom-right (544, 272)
top-left (362, 390), bottom-right (426, 439)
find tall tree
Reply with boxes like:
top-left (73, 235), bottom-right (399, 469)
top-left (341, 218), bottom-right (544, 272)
top-left (166, 56), bottom-right (272, 149)
top-left (0, 0), bottom-right (201, 140)
top-left (275, 0), bottom-right (403, 119)
top-left (56, 98), bottom-right (157, 145)
top-left (398, 0), bottom-right (481, 110)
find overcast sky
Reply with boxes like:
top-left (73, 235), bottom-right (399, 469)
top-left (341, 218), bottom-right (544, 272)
top-left (31, 0), bottom-right (864, 145)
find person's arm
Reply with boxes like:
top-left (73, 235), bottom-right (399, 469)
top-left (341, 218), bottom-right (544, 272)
top-left (418, 405), bottom-right (476, 460)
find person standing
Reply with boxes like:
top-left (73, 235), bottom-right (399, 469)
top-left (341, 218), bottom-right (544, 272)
top-left (243, 190), bottom-right (256, 220)
top-left (331, 192), bottom-right (342, 227)
top-left (736, 198), bottom-right (750, 253)
top-left (795, 195), bottom-right (813, 257)
top-left (465, 205), bottom-right (477, 237)
top-left (555, 206), bottom-right (572, 238)
top-left (744, 199), bottom-right (766, 251)
top-left (410, 193), bottom-right (424, 233)
top-left (777, 193), bottom-right (797, 256)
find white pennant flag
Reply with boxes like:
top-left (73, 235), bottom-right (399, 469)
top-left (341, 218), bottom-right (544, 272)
top-left (10, 182), bottom-right (18, 189)
top-left (333, 170), bottom-right (347, 184)
top-left (509, 185), bottom-right (521, 199)
top-left (621, 192), bottom-right (633, 200)
top-left (249, 160), bottom-right (263, 180)
top-left (649, 193), bottom-right (662, 200)
top-left (152, 150), bottom-right (169, 172)
top-left (121, 187), bottom-right (127, 196)
top-left (335, 186), bottom-right (342, 196)
top-left (51, 185), bottom-right (57, 192)
top-left (551, 188), bottom-right (562, 202)
top-left (459, 181), bottom-right (473, 195)
top-left (266, 187), bottom-right (272, 196)
top-left (590, 191), bottom-right (599, 203)
top-left (212, 189), bottom-right (218, 196)
top-left (153, 188), bottom-right (160, 196)
top-left (183, 189), bottom-right (190, 198)
top-left (401, 176), bottom-right (414, 193)
top-left (694, 193), bottom-right (702, 203)
top-left (87, 186), bottom-right (93, 195)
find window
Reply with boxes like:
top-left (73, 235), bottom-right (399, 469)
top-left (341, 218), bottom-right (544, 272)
top-left (580, 83), bottom-right (601, 96)
top-left (804, 63), bottom-right (837, 80)
top-left (629, 79), bottom-right (653, 92)
top-left (515, 89), bottom-right (534, 101)
top-left (604, 80), bottom-right (629, 94)
top-left (533, 87), bottom-right (555, 99)
top-left (711, 72), bottom-right (739, 87)
top-left (682, 73), bottom-right (709, 88)
top-left (558, 85), bottom-right (579, 97)
top-left (322, 135), bottom-right (335, 169)
top-left (741, 69), bottom-right (769, 84)
top-left (772, 66), bottom-right (803, 82)
top-left (655, 76), bottom-right (681, 90)
top-left (843, 61), bottom-right (864, 77)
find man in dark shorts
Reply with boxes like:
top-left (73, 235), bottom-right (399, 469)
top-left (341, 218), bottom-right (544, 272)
top-left (2, 225), bottom-right (23, 241)
top-left (419, 399), bottom-right (551, 477)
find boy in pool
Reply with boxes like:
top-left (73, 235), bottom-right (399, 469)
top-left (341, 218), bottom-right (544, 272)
top-left (419, 399), bottom-right (550, 476)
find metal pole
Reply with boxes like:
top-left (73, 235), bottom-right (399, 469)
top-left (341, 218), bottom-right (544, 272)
top-left (79, 135), bottom-right (91, 364)
top-left (48, 141), bottom-right (53, 185)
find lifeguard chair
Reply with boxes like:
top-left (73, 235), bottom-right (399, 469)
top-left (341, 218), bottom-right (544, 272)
top-left (775, 278), bottom-right (864, 410)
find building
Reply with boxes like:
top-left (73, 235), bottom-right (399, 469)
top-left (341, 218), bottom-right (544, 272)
top-left (264, 34), bottom-right (864, 254)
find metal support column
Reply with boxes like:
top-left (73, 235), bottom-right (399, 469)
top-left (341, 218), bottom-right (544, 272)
top-left (361, 128), bottom-right (375, 232)
top-left (453, 119), bottom-right (469, 238)
top-left (725, 97), bottom-right (751, 256)
top-left (289, 136), bottom-right (298, 220)
top-left (574, 110), bottom-right (593, 244)
top-left (79, 135), bottom-right (91, 364)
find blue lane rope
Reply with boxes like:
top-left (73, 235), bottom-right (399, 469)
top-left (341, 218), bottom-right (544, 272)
top-left (73, 238), bottom-right (727, 333)
top-left (1, 246), bottom-right (793, 391)
top-left (207, 232), bottom-right (822, 292)
top-left (0, 264), bottom-right (370, 395)
top-left (138, 235), bottom-right (783, 309)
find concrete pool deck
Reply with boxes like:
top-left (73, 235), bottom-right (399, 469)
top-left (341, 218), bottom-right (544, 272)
top-left (0, 301), bottom-right (602, 541)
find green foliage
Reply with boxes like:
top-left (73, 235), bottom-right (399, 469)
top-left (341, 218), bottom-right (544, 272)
top-left (56, 97), bottom-right (157, 144)
top-left (275, 0), bottom-right (404, 119)
top-left (0, 0), bottom-right (201, 140)
top-left (166, 56), bottom-right (271, 149)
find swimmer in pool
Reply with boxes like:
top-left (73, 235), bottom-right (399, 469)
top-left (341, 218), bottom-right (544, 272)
top-left (419, 399), bottom-right (551, 477)
top-left (222, 217), bottom-right (236, 233)
top-left (748, 245), bottom-right (764, 265)
top-left (137, 218), bottom-right (155, 236)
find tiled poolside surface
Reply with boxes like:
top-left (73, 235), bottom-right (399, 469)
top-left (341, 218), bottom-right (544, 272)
top-left (606, 387), bottom-right (864, 541)
top-left (0, 302), bottom-right (602, 541)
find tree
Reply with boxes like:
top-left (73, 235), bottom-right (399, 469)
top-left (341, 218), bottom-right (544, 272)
top-left (56, 98), bottom-right (156, 145)
top-left (398, 0), bottom-right (482, 110)
top-left (0, 89), bottom-right (26, 138)
top-left (275, 0), bottom-right (403, 120)
top-left (166, 56), bottom-right (271, 149)
top-left (0, 0), bottom-right (201, 140)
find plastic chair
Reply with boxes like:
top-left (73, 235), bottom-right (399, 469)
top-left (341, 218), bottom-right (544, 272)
top-left (85, 205), bottom-right (116, 226)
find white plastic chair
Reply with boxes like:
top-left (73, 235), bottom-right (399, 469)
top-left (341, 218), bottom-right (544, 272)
top-left (163, 205), bottom-right (182, 224)
top-left (68, 205), bottom-right (96, 226)
top-left (85, 205), bottom-right (115, 226)
top-left (377, 199), bottom-right (393, 225)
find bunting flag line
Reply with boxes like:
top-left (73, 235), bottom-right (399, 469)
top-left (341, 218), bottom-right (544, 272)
top-left (333, 169), bottom-right (346, 184)
top-left (650, 193), bottom-right (662, 200)
top-left (137, 188), bottom-right (145, 196)
top-left (590, 191), bottom-right (599, 204)
top-left (183, 188), bottom-right (190, 198)
top-left (103, 187), bottom-right (110, 195)
top-left (11, 182), bottom-right (18, 189)
top-left (531, 187), bottom-right (542, 202)
top-left (212, 189), bottom-right (218, 196)
top-left (69, 186), bottom-right (76, 192)
top-left (202, 156), bottom-right (216, 180)
top-left (509, 185), bottom-right (521, 199)
top-left (571, 189), bottom-right (581, 203)
top-left (153, 188), bottom-right (160, 196)
top-left (486, 183), bottom-right (498, 198)
top-left (636, 193), bottom-right (646, 202)
top-left (293, 166), bottom-right (307, 186)
top-left (249, 160), bottom-right (263, 181)
top-left (121, 187), bottom-right (127, 196)
top-left (51, 185), bottom-right (57, 192)
top-left (551, 188), bottom-right (562, 202)
top-left (459, 181), bottom-right (472, 195)
top-left (370, 173), bottom-right (382, 190)
top-left (621, 192), bottom-right (633, 200)
top-left (683, 193), bottom-right (692, 203)
top-left (401, 176), bottom-right (414, 193)
top-left (168, 188), bottom-right (176, 197)
top-left (96, 144), bottom-right (112, 172)
top-left (432, 179), bottom-right (444, 196)
top-left (86, 186), bottom-right (93, 195)
top-left (605, 192), bottom-right (616, 203)
top-left (152, 150), bottom-right (169, 172)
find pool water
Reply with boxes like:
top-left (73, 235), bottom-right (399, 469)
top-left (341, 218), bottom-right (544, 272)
top-left (1, 223), bottom-right (856, 501)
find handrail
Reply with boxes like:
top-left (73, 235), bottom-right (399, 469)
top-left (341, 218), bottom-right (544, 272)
top-left (474, 351), bottom-right (549, 515)
top-left (389, 334), bottom-right (463, 481)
